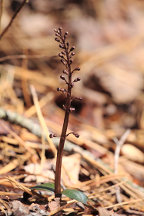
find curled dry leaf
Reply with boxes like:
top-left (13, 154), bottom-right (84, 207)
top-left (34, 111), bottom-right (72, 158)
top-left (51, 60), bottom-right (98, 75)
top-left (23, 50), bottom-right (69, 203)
top-left (121, 144), bottom-right (144, 163)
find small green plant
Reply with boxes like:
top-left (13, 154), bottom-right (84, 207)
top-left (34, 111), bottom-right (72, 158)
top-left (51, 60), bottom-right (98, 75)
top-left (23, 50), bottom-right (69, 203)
top-left (31, 182), bottom-right (88, 204)
top-left (32, 27), bottom-right (88, 204)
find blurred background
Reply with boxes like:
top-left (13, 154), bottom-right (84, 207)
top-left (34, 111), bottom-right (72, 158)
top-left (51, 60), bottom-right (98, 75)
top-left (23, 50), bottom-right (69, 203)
top-left (1, 0), bottom-right (144, 202)
top-left (1, 0), bottom-right (144, 134)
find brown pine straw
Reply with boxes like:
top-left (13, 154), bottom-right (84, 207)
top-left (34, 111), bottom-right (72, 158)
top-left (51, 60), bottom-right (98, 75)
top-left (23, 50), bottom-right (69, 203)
top-left (89, 181), bottom-right (127, 199)
top-left (0, 191), bottom-right (21, 196)
top-left (0, 199), bottom-right (10, 215)
top-left (30, 85), bottom-right (57, 156)
top-left (6, 176), bottom-right (32, 195)
top-left (105, 198), bottom-right (144, 209)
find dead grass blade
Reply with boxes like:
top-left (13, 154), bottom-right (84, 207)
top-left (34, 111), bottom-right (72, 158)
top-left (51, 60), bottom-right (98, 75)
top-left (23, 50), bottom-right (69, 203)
top-left (30, 85), bottom-right (57, 155)
top-left (0, 152), bottom-right (30, 175)
top-left (7, 176), bottom-right (32, 195)
top-left (105, 198), bottom-right (144, 209)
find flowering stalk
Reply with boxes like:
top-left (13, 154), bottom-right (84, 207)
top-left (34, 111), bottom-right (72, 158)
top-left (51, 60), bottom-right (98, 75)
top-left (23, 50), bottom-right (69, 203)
top-left (54, 28), bottom-right (81, 198)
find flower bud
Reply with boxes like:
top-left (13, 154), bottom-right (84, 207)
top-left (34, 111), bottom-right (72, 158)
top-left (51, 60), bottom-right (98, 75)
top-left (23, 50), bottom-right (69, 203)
top-left (61, 59), bottom-right (66, 65)
top-left (63, 70), bottom-right (68, 75)
top-left (59, 44), bottom-right (64, 49)
top-left (70, 46), bottom-right (75, 52)
top-left (75, 67), bottom-right (80, 71)
top-left (55, 38), bottom-right (60, 42)
top-left (60, 75), bottom-right (65, 80)
top-left (74, 133), bottom-right (79, 138)
top-left (64, 32), bottom-right (68, 38)
top-left (49, 133), bottom-right (56, 138)
top-left (73, 77), bottom-right (81, 82)
top-left (58, 53), bottom-right (63, 58)
top-left (69, 60), bottom-right (73, 64)
top-left (71, 52), bottom-right (75, 56)
top-left (70, 107), bottom-right (75, 112)
top-left (58, 27), bottom-right (62, 32)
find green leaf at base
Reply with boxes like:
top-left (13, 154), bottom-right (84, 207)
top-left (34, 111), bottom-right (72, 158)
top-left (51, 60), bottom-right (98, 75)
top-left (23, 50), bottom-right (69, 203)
top-left (31, 182), bottom-right (55, 192)
top-left (62, 189), bottom-right (88, 204)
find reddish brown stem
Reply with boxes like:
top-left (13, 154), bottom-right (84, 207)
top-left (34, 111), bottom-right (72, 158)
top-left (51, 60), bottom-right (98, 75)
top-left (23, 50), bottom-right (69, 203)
top-left (54, 29), bottom-right (73, 197)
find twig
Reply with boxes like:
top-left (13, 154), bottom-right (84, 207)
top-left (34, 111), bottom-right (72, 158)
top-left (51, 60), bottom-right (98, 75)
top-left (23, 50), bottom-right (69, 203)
top-left (0, 107), bottom-right (43, 137)
top-left (113, 129), bottom-right (130, 203)
top-left (0, 54), bottom-right (48, 63)
top-left (0, 0), bottom-right (27, 40)
top-left (0, 0), bottom-right (4, 34)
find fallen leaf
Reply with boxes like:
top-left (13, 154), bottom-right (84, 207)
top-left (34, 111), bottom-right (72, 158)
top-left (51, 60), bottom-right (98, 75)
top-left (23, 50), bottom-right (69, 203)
top-left (24, 161), bottom-right (54, 183)
top-left (98, 207), bottom-right (125, 216)
top-left (121, 144), bottom-right (144, 163)
top-left (62, 153), bottom-right (81, 185)
top-left (48, 198), bottom-right (60, 212)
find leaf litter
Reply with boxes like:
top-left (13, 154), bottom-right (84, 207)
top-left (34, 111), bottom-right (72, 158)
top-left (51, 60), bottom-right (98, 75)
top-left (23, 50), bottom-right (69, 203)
top-left (0, 0), bottom-right (144, 215)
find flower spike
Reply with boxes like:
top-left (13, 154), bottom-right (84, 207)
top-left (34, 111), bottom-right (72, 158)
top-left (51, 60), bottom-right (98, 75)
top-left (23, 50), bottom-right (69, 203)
top-left (54, 28), bottom-right (81, 198)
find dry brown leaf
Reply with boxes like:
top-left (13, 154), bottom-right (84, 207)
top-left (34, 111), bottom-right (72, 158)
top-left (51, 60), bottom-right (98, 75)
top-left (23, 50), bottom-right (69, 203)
top-left (62, 153), bottom-right (81, 185)
top-left (120, 158), bottom-right (144, 181)
top-left (49, 198), bottom-right (60, 212)
top-left (121, 144), bottom-right (144, 163)
top-left (98, 207), bottom-right (125, 216)
top-left (11, 201), bottom-right (29, 216)
top-left (24, 162), bottom-right (54, 183)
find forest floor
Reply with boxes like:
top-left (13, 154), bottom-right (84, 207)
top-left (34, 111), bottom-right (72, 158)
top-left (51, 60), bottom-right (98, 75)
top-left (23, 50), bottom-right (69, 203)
top-left (0, 0), bottom-right (144, 215)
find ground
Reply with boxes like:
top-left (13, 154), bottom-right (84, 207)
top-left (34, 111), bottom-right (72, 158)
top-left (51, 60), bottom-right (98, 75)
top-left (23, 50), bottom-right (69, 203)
top-left (0, 0), bottom-right (144, 215)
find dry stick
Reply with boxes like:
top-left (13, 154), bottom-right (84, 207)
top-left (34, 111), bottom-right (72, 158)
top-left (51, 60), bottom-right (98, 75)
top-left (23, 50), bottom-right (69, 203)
top-left (0, 54), bottom-right (48, 63)
top-left (0, 108), bottom-right (44, 137)
top-left (113, 129), bottom-right (130, 203)
top-left (40, 134), bottom-right (46, 169)
top-left (0, 0), bottom-right (4, 34)
top-left (0, 0), bottom-right (27, 40)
